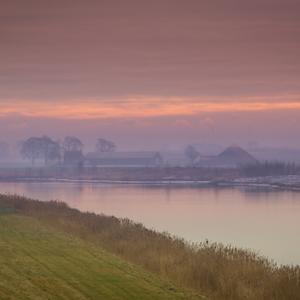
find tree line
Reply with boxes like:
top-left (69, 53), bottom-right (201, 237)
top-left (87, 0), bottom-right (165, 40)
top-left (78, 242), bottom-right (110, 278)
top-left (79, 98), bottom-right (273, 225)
top-left (20, 136), bottom-right (117, 166)
top-left (240, 161), bottom-right (300, 177)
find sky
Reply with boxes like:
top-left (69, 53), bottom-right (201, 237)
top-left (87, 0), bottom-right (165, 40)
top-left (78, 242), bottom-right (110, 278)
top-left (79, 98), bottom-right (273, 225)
top-left (1, 0), bottom-right (300, 150)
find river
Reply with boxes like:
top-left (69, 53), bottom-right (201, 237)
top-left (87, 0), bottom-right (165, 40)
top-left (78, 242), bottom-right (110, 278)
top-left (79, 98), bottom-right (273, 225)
top-left (0, 181), bottom-right (299, 265)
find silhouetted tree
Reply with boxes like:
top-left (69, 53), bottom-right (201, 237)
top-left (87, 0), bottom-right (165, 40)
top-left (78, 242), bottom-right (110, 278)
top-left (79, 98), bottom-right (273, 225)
top-left (41, 136), bottom-right (61, 165)
top-left (96, 138), bottom-right (116, 153)
top-left (20, 136), bottom-right (61, 166)
top-left (20, 137), bottom-right (43, 165)
top-left (185, 145), bottom-right (199, 166)
top-left (63, 136), bottom-right (83, 152)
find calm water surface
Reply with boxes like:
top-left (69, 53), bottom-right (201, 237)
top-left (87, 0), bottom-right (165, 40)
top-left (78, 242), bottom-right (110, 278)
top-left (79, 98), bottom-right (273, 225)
top-left (0, 182), bottom-right (300, 265)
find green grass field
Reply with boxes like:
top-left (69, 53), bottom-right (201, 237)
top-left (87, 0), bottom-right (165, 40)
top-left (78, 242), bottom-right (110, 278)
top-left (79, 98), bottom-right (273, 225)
top-left (0, 214), bottom-right (201, 300)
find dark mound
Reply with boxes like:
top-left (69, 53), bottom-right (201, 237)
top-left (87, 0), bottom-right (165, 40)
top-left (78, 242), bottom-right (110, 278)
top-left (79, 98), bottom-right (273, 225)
top-left (216, 146), bottom-right (257, 167)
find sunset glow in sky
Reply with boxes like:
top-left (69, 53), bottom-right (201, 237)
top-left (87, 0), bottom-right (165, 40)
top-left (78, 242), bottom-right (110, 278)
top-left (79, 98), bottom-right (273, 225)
top-left (1, 99), bottom-right (300, 119)
top-left (1, 0), bottom-right (300, 148)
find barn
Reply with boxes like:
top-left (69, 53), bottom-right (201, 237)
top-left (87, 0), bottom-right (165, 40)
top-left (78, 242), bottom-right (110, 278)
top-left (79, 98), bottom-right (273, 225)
top-left (84, 152), bottom-right (163, 167)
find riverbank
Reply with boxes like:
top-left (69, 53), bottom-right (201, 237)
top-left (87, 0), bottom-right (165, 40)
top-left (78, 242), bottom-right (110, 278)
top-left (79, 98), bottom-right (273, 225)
top-left (0, 166), bottom-right (239, 182)
top-left (2, 174), bottom-right (300, 191)
top-left (1, 194), bottom-right (299, 300)
top-left (230, 175), bottom-right (300, 190)
top-left (0, 213), bottom-right (200, 300)
top-left (2, 166), bottom-right (300, 191)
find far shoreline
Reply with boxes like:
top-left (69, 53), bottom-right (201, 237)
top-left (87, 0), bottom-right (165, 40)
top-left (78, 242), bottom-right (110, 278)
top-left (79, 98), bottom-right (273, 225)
top-left (1, 176), bottom-right (300, 192)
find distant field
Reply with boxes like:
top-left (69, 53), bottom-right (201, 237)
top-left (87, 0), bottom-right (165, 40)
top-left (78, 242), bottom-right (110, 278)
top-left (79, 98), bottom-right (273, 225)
top-left (0, 214), bottom-right (200, 300)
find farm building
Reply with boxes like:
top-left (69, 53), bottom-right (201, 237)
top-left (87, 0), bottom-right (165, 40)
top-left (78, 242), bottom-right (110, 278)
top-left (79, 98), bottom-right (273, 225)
top-left (84, 152), bottom-right (163, 167)
top-left (195, 146), bottom-right (257, 168)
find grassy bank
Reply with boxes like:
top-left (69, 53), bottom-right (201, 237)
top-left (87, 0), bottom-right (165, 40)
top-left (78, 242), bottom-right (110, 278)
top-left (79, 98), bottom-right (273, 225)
top-left (0, 213), bottom-right (200, 300)
top-left (1, 194), bottom-right (300, 300)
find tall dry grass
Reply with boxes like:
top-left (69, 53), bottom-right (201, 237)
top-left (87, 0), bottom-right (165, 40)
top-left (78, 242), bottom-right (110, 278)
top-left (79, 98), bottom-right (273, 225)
top-left (1, 194), bottom-right (299, 300)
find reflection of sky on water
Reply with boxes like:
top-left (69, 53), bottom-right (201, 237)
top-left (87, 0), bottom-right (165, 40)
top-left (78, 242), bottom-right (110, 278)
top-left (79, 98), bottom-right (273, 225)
top-left (0, 182), bottom-right (300, 265)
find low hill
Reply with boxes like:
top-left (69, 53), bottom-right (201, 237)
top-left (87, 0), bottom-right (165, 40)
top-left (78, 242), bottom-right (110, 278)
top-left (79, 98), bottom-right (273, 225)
top-left (0, 214), bottom-right (200, 300)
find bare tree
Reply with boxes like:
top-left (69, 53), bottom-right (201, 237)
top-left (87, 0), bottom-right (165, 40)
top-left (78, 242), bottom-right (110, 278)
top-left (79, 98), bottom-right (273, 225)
top-left (95, 138), bottom-right (116, 153)
top-left (185, 145), bottom-right (199, 166)
top-left (41, 136), bottom-right (61, 165)
top-left (20, 136), bottom-right (61, 166)
top-left (63, 136), bottom-right (83, 152)
top-left (20, 137), bottom-right (43, 165)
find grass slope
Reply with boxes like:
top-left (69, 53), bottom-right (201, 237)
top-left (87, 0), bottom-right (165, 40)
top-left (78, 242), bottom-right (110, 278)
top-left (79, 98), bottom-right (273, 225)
top-left (0, 214), bottom-right (200, 300)
top-left (1, 195), bottom-right (300, 300)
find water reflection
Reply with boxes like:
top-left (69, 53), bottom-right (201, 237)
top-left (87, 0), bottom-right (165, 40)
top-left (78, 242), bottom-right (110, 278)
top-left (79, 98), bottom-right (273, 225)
top-left (0, 182), bottom-right (300, 265)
